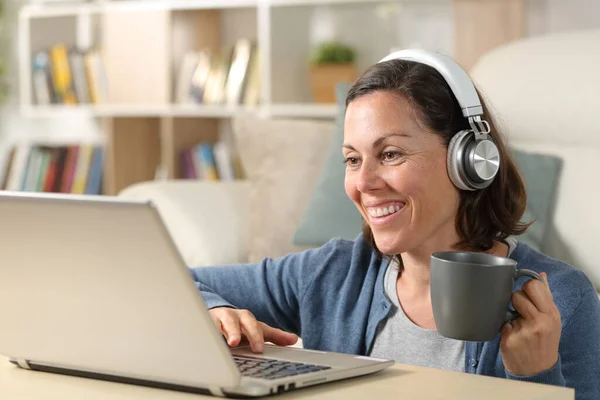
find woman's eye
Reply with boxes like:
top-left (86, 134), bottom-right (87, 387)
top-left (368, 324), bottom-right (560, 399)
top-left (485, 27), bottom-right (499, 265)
top-left (344, 157), bottom-right (360, 166)
top-left (382, 151), bottom-right (401, 161)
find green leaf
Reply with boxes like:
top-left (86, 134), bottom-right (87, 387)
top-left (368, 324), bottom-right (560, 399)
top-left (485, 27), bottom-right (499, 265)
top-left (310, 41), bottom-right (356, 65)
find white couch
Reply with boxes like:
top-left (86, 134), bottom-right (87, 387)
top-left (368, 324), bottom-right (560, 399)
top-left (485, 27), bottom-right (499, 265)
top-left (470, 28), bottom-right (600, 292)
top-left (119, 28), bottom-right (600, 295)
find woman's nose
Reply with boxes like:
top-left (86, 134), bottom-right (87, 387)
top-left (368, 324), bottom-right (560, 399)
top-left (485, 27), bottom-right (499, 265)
top-left (356, 161), bottom-right (384, 193)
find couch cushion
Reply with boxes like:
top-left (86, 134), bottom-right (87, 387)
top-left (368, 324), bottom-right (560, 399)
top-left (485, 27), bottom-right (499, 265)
top-left (511, 142), bottom-right (600, 291)
top-left (511, 149), bottom-right (563, 251)
top-left (470, 29), bottom-right (600, 147)
top-left (232, 116), bottom-right (335, 262)
top-left (293, 83), bottom-right (362, 246)
top-left (119, 180), bottom-right (251, 267)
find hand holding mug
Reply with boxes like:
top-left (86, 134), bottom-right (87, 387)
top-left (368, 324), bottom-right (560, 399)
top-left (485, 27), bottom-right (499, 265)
top-left (430, 252), bottom-right (561, 377)
top-left (500, 272), bottom-right (562, 376)
top-left (430, 252), bottom-right (545, 342)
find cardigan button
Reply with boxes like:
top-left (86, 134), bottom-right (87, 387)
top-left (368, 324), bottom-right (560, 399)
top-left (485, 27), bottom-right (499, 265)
top-left (469, 359), bottom-right (478, 367)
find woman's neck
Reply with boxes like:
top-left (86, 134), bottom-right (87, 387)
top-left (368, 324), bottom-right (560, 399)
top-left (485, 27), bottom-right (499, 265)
top-left (397, 238), bottom-right (510, 292)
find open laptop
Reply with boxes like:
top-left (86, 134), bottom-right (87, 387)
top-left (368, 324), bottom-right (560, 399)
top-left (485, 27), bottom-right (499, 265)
top-left (0, 191), bottom-right (393, 397)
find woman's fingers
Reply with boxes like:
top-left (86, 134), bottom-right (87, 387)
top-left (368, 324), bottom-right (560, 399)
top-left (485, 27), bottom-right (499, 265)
top-left (521, 272), bottom-right (554, 314)
top-left (209, 307), bottom-right (298, 353)
top-left (511, 289), bottom-right (538, 320)
top-left (218, 312), bottom-right (242, 347)
top-left (239, 310), bottom-right (265, 353)
top-left (261, 322), bottom-right (299, 346)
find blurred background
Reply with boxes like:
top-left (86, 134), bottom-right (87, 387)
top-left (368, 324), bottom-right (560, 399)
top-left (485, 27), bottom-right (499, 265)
top-left (0, 0), bottom-right (598, 196)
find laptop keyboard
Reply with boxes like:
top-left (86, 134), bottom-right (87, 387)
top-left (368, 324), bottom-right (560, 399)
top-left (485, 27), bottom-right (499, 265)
top-left (233, 355), bottom-right (331, 380)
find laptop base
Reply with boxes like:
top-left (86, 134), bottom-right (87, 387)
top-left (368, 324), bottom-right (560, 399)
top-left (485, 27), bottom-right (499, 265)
top-left (8, 359), bottom-right (278, 398)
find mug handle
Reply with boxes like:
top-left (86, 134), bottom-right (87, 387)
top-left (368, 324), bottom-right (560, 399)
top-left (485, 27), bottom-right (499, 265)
top-left (505, 269), bottom-right (544, 322)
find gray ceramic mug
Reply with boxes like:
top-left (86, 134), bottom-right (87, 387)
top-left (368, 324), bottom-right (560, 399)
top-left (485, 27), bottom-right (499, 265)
top-left (430, 251), bottom-right (543, 342)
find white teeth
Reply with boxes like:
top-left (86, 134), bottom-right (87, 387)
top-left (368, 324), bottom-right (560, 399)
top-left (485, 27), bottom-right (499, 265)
top-left (367, 204), bottom-right (404, 218)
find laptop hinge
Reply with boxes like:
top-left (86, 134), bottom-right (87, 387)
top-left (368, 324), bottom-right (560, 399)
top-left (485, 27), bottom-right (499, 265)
top-left (11, 358), bottom-right (32, 369)
top-left (208, 386), bottom-right (225, 397)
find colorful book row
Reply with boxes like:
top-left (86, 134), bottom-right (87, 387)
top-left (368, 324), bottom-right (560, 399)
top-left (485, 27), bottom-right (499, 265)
top-left (176, 38), bottom-right (260, 106)
top-left (33, 44), bottom-right (108, 105)
top-left (180, 141), bottom-right (244, 181)
top-left (1, 144), bottom-right (104, 195)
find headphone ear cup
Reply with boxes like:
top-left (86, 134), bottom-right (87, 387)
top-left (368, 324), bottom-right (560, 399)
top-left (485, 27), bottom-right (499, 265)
top-left (446, 130), bottom-right (475, 191)
top-left (463, 138), bottom-right (500, 188)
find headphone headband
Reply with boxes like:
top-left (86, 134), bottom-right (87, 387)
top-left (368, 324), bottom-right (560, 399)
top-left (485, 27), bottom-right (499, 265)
top-left (378, 49), bottom-right (483, 118)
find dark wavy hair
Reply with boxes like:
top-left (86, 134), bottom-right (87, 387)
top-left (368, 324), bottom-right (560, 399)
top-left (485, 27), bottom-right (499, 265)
top-left (345, 59), bottom-right (531, 255)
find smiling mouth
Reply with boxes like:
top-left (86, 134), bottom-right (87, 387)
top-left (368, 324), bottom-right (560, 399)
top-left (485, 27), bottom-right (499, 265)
top-left (365, 202), bottom-right (405, 218)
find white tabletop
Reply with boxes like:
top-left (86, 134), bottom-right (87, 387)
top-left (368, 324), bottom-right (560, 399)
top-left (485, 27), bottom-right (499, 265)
top-left (0, 356), bottom-right (573, 399)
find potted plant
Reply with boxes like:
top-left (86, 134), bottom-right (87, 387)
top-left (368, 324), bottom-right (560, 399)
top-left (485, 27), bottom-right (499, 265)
top-left (309, 41), bottom-right (356, 103)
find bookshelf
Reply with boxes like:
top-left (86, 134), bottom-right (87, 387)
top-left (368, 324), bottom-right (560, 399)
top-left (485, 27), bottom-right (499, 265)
top-left (18, 1), bottom-right (261, 195)
top-left (13, 0), bottom-right (526, 196)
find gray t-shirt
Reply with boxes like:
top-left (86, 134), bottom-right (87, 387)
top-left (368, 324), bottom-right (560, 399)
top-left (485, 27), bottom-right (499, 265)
top-left (369, 238), bottom-right (517, 372)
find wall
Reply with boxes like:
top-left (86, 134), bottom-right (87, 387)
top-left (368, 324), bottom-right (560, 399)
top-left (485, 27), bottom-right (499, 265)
top-left (527, 0), bottom-right (600, 36)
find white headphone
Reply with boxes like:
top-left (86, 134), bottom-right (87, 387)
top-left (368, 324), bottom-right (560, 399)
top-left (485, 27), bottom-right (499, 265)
top-left (378, 49), bottom-right (500, 191)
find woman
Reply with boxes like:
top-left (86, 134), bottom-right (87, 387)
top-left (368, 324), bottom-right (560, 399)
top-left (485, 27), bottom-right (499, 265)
top-left (193, 50), bottom-right (600, 399)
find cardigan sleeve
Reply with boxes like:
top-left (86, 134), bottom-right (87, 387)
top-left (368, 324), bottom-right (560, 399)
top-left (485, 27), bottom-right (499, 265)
top-left (505, 287), bottom-right (600, 400)
top-left (190, 238), bottom-right (351, 336)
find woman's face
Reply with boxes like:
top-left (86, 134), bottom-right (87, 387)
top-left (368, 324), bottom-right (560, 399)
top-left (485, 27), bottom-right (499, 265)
top-left (343, 91), bottom-right (461, 255)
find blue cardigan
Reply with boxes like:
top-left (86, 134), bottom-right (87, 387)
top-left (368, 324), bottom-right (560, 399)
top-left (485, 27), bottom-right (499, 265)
top-left (192, 235), bottom-right (600, 400)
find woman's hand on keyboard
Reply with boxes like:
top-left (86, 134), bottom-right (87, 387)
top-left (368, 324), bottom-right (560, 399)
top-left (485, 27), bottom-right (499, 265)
top-left (209, 307), bottom-right (298, 353)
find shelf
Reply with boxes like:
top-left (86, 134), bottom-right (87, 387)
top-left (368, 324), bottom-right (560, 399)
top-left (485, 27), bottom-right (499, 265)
top-left (19, 104), bottom-right (338, 119)
top-left (21, 0), bottom-right (260, 19)
top-left (168, 104), bottom-right (260, 118)
top-left (21, 0), bottom-right (415, 18)
top-left (12, 133), bottom-right (106, 146)
top-left (267, 103), bottom-right (337, 119)
top-left (267, 0), bottom-right (383, 7)
top-left (20, 104), bottom-right (260, 118)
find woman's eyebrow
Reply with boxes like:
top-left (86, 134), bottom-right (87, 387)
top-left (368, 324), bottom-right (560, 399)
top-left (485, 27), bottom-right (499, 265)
top-left (343, 132), bottom-right (411, 151)
top-left (372, 132), bottom-right (411, 148)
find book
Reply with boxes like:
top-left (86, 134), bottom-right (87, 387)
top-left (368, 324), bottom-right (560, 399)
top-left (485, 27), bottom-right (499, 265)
top-left (71, 145), bottom-right (94, 194)
top-left (32, 51), bottom-right (52, 105)
top-left (186, 51), bottom-right (212, 104)
top-left (212, 141), bottom-right (235, 181)
top-left (225, 39), bottom-right (253, 106)
top-left (196, 144), bottom-right (219, 181)
top-left (70, 49), bottom-right (90, 104)
top-left (49, 44), bottom-right (77, 104)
